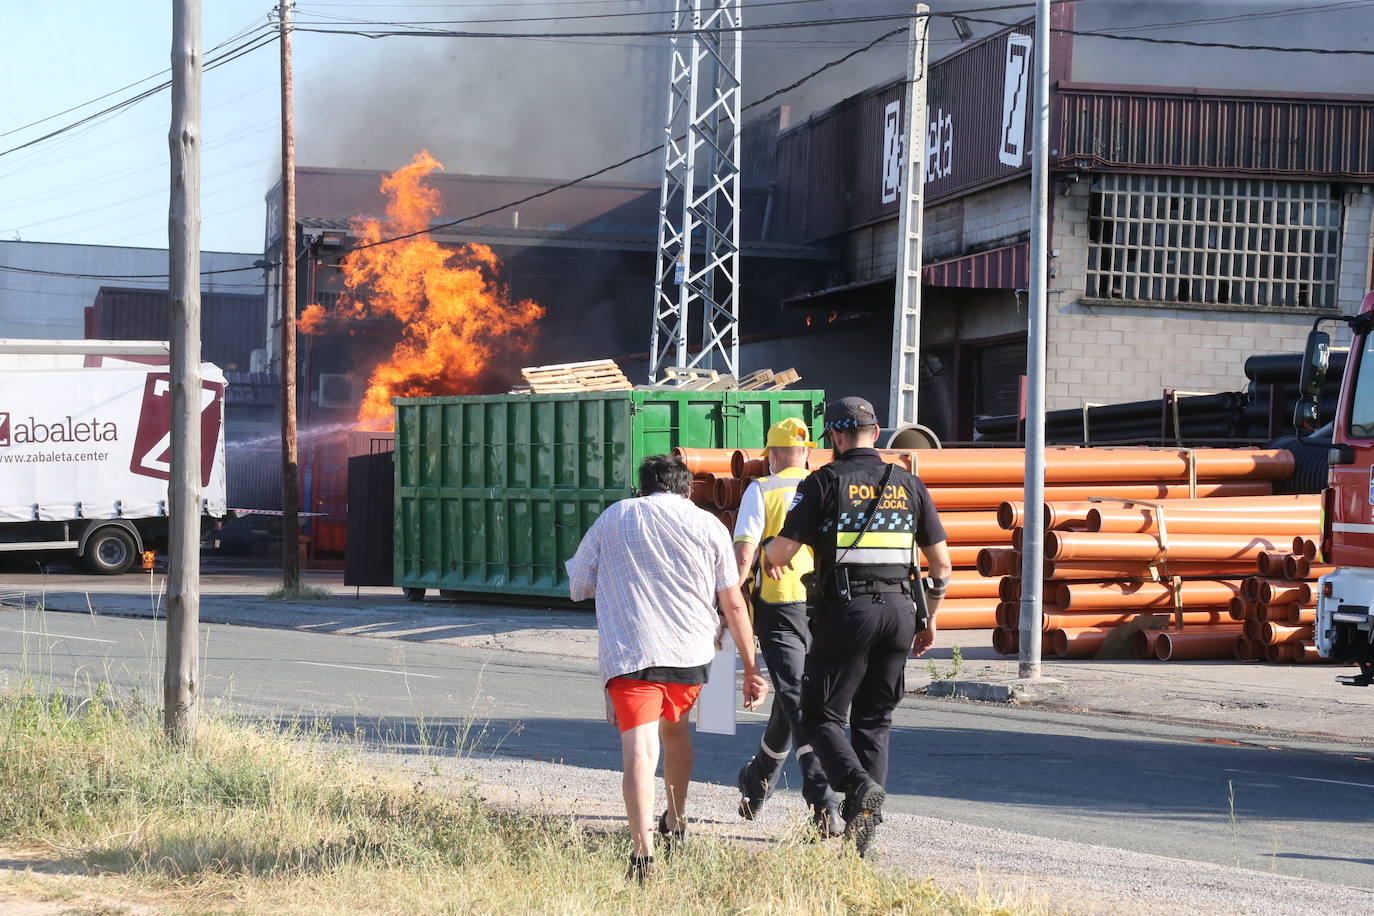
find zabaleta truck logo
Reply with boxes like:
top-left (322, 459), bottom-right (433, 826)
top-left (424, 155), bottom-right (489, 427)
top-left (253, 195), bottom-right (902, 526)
top-left (129, 373), bottom-right (224, 485)
top-left (0, 410), bottom-right (117, 446)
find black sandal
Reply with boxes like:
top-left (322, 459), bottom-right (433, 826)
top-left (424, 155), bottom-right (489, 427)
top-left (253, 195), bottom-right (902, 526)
top-left (626, 853), bottom-right (654, 885)
top-left (657, 810), bottom-right (687, 853)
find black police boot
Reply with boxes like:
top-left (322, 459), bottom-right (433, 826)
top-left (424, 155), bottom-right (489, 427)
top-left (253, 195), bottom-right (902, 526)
top-left (736, 761), bottom-right (769, 820)
top-left (809, 803), bottom-right (843, 840)
top-left (841, 778), bottom-right (885, 857)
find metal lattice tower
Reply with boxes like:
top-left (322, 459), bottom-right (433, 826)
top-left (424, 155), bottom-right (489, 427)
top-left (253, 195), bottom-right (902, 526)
top-left (649, 0), bottom-right (742, 381)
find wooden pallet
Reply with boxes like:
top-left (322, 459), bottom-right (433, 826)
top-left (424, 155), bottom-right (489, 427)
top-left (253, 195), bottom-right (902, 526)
top-left (519, 359), bottom-right (632, 394)
top-left (653, 365), bottom-right (800, 391)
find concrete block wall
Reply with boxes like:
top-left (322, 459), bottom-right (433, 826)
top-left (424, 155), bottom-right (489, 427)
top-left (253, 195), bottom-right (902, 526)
top-left (844, 180), bottom-right (1035, 283)
top-left (1044, 181), bottom-right (1365, 411)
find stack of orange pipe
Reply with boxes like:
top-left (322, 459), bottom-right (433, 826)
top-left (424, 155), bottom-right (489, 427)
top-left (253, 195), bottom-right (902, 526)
top-left (1225, 541), bottom-right (1333, 663)
top-left (987, 490), bottom-right (1319, 660)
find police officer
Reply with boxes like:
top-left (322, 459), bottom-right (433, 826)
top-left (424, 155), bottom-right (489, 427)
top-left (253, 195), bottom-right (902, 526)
top-left (763, 397), bottom-right (951, 857)
top-left (732, 418), bottom-right (841, 836)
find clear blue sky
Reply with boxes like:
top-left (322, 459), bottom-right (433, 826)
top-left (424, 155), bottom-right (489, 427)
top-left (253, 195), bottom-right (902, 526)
top-left (4, 1), bottom-right (1372, 256)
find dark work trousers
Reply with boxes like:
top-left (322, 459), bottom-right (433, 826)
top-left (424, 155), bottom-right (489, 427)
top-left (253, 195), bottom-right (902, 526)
top-left (800, 592), bottom-right (916, 793)
top-left (743, 600), bottom-right (838, 812)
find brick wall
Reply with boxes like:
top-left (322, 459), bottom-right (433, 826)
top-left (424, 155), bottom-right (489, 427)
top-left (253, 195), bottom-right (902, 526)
top-left (1044, 181), bottom-right (1365, 410)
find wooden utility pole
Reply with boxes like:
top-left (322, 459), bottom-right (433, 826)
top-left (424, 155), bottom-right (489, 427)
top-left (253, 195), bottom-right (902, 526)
top-left (278, 0), bottom-right (301, 591)
top-left (166, 0), bottom-right (203, 743)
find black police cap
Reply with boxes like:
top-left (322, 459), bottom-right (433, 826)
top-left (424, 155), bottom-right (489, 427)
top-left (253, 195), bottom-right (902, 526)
top-left (822, 396), bottom-right (879, 437)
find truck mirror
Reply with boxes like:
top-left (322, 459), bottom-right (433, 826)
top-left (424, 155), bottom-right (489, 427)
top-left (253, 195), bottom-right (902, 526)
top-left (1293, 399), bottom-right (1322, 433)
top-left (1298, 329), bottom-right (1331, 397)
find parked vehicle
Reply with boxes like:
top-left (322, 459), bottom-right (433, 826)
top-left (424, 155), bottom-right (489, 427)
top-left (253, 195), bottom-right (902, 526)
top-left (1297, 291), bottom-right (1374, 686)
top-left (0, 357), bottom-right (227, 574)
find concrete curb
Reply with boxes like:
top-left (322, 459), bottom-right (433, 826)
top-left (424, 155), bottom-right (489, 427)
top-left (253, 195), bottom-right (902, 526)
top-left (924, 677), bottom-right (1065, 703)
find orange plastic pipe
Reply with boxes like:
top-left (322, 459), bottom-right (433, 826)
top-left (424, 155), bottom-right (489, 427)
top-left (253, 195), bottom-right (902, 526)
top-left (806, 448), bottom-right (913, 473)
top-left (1087, 508), bottom-right (1318, 536)
top-left (998, 576), bottom-right (1020, 602)
top-left (1261, 622), bottom-right (1314, 646)
top-left (1263, 605), bottom-right (1317, 625)
top-left (1285, 556), bottom-right (1334, 579)
top-left (712, 475), bottom-right (747, 509)
top-left (1133, 629), bottom-right (1163, 659)
top-left (1056, 578), bottom-right (1243, 611)
top-left (1292, 537), bottom-right (1318, 561)
top-left (1257, 579), bottom-right (1311, 606)
top-left (992, 626), bottom-right (1019, 655)
top-left (734, 457), bottom-right (767, 479)
top-left (1242, 618), bottom-right (1264, 641)
top-left (1154, 627), bottom-right (1244, 661)
top-left (1049, 626), bottom-right (1114, 658)
top-left (1047, 531), bottom-right (1291, 562)
top-left (910, 447), bottom-right (1294, 486)
top-left (945, 544), bottom-right (998, 568)
top-left (1235, 635), bottom-right (1263, 661)
top-left (718, 509), bottom-right (737, 532)
top-left (1043, 609), bottom-right (1229, 631)
top-left (1229, 597), bottom-right (1257, 621)
top-left (690, 478), bottom-right (713, 504)
top-left (946, 572), bottom-right (1004, 600)
top-left (673, 447), bottom-right (734, 476)
top-left (1043, 560), bottom-right (1258, 580)
top-left (1264, 643), bottom-right (1299, 663)
top-left (936, 481), bottom-right (1272, 512)
top-left (1293, 643), bottom-right (1337, 663)
top-left (934, 608), bottom-right (999, 630)
top-left (977, 548), bottom-right (1020, 578)
top-left (941, 512), bottom-right (1015, 545)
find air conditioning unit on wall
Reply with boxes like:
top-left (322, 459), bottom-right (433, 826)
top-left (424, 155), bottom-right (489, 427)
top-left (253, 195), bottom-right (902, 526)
top-left (317, 373), bottom-right (355, 408)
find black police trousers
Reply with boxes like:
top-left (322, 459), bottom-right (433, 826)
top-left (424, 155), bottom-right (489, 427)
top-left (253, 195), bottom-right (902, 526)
top-left (741, 600), bottom-right (838, 812)
top-left (800, 591), bottom-right (916, 793)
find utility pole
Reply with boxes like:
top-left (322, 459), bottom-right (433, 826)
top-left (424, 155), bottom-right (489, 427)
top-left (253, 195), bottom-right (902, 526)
top-left (888, 3), bottom-right (930, 429)
top-left (166, 0), bottom-right (203, 743)
top-left (1017, 0), bottom-right (1052, 680)
top-left (278, 1), bottom-right (301, 592)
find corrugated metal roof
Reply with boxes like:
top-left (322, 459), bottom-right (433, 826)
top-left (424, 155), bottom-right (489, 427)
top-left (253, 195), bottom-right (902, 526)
top-left (923, 242), bottom-right (1029, 289)
top-left (1057, 83), bottom-right (1374, 179)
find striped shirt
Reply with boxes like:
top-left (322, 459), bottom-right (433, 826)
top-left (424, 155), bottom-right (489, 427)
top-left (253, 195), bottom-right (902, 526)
top-left (567, 492), bottom-right (736, 685)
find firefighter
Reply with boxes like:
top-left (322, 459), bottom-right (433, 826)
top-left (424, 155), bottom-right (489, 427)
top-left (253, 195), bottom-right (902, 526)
top-left (763, 397), bottom-right (951, 857)
top-left (732, 417), bottom-right (841, 836)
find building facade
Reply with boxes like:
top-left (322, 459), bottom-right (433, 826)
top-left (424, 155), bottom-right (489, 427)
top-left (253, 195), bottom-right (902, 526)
top-left (746, 5), bottom-right (1374, 441)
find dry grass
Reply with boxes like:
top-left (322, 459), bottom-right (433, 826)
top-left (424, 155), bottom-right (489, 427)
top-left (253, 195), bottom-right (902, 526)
top-left (0, 685), bottom-right (1043, 915)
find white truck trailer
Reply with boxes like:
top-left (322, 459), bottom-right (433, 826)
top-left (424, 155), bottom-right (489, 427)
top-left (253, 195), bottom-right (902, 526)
top-left (0, 340), bottom-right (227, 574)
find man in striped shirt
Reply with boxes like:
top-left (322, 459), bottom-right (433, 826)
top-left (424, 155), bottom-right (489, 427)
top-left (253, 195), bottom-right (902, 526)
top-left (567, 454), bottom-right (768, 883)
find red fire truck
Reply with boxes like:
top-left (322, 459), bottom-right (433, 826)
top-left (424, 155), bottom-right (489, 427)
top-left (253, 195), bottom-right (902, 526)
top-left (1300, 290), bottom-right (1374, 686)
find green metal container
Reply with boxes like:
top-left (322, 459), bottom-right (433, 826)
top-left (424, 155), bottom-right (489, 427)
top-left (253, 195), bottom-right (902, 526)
top-left (393, 389), bottom-right (824, 599)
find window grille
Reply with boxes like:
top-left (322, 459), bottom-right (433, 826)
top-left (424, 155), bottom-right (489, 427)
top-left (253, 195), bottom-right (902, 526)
top-left (1086, 175), bottom-right (1341, 309)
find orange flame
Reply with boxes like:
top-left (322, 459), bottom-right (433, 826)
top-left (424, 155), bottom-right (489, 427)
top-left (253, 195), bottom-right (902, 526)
top-left (298, 303), bottom-right (327, 335)
top-left (323, 150), bottom-right (543, 429)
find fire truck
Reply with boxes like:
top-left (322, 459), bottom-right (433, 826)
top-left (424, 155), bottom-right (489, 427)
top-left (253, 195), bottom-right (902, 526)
top-left (1299, 290), bottom-right (1374, 686)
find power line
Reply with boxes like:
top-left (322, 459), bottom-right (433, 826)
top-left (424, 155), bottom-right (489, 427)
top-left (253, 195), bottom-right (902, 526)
top-left (0, 262), bottom-right (272, 281)
top-left (0, 30), bottom-right (278, 162)
top-left (0, 18), bottom-right (274, 142)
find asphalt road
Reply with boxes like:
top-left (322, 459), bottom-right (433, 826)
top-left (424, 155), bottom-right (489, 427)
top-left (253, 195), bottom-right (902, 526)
top-left (4, 607), bottom-right (1374, 893)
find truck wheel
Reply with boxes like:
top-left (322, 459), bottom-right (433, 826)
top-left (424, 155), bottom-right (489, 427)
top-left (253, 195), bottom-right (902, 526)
top-left (84, 527), bottom-right (136, 575)
top-left (403, 587), bottom-right (426, 603)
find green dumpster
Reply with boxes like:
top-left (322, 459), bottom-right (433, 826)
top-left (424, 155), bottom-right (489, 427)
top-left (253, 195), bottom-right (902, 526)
top-left (393, 389), bottom-right (825, 599)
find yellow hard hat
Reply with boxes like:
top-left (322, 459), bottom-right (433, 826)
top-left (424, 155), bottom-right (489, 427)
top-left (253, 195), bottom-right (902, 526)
top-left (762, 417), bottom-right (816, 454)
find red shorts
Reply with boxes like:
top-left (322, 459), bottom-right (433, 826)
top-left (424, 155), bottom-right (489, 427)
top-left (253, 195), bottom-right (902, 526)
top-left (607, 679), bottom-right (703, 733)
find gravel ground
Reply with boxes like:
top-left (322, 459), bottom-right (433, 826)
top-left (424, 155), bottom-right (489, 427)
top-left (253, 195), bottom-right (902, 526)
top-left (377, 750), bottom-right (1374, 916)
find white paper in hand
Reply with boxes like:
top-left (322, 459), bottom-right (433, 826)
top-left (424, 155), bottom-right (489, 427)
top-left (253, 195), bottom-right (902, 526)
top-left (695, 631), bottom-right (737, 735)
